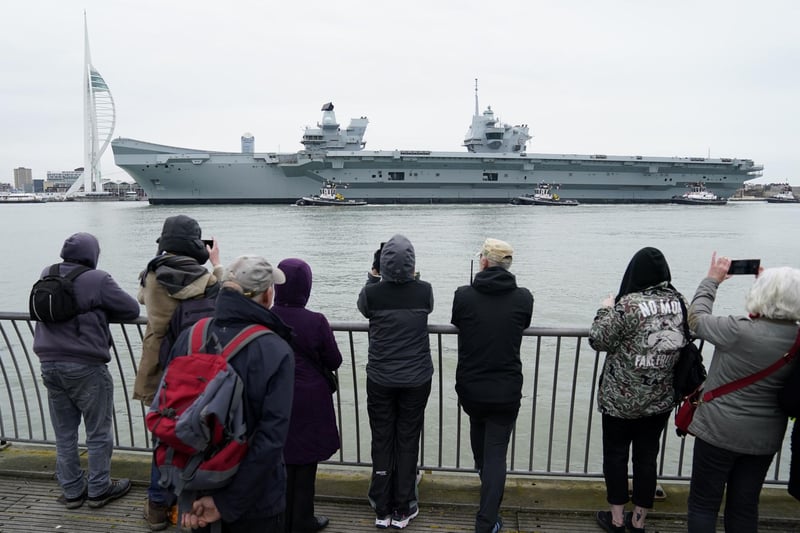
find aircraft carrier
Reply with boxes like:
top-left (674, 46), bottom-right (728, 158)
top-left (111, 91), bottom-right (762, 205)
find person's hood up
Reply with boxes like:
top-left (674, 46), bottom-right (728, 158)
top-left (615, 246), bottom-right (672, 302)
top-left (274, 258), bottom-right (312, 307)
top-left (472, 266), bottom-right (518, 294)
top-left (380, 234), bottom-right (415, 283)
top-left (156, 214), bottom-right (209, 264)
top-left (60, 232), bottom-right (99, 268)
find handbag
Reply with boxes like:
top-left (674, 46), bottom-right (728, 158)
top-left (675, 328), bottom-right (800, 437)
top-left (306, 356), bottom-right (339, 394)
top-left (673, 299), bottom-right (707, 402)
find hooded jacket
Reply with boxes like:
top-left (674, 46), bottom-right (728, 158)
top-left (590, 247), bottom-right (686, 418)
top-left (134, 253), bottom-right (223, 404)
top-left (357, 235), bottom-right (434, 387)
top-left (272, 258), bottom-right (342, 464)
top-left (169, 288), bottom-right (294, 523)
top-left (33, 232), bottom-right (140, 364)
top-left (451, 266), bottom-right (533, 405)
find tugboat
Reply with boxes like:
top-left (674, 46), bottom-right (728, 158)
top-left (765, 183), bottom-right (799, 203)
top-left (512, 183), bottom-right (579, 206)
top-left (295, 181), bottom-right (367, 206)
top-left (671, 183), bottom-right (727, 205)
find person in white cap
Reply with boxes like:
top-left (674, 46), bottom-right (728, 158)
top-left (451, 238), bottom-right (533, 533)
top-left (174, 255), bottom-right (295, 533)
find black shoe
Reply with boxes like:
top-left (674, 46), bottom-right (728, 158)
top-left (57, 486), bottom-right (87, 509)
top-left (312, 515), bottom-right (329, 531)
top-left (596, 510), bottom-right (625, 533)
top-left (625, 511), bottom-right (646, 533)
top-left (87, 478), bottom-right (132, 508)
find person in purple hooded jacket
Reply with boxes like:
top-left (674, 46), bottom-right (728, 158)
top-left (272, 258), bottom-right (342, 533)
top-left (32, 232), bottom-right (140, 510)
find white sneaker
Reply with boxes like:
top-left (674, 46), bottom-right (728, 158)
top-left (390, 506), bottom-right (419, 529)
top-left (375, 515), bottom-right (392, 529)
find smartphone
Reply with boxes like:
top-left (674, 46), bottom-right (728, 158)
top-left (728, 259), bottom-right (760, 275)
top-left (202, 239), bottom-right (214, 248)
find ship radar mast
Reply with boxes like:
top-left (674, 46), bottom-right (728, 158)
top-left (474, 78), bottom-right (479, 117)
top-left (66, 12), bottom-right (116, 197)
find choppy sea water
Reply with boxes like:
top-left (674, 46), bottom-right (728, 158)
top-left (3, 201), bottom-right (798, 325)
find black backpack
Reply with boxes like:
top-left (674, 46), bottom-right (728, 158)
top-left (157, 293), bottom-right (218, 370)
top-left (29, 263), bottom-right (91, 322)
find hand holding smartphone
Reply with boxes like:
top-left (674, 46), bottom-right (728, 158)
top-left (727, 259), bottom-right (760, 275)
top-left (202, 239), bottom-right (214, 249)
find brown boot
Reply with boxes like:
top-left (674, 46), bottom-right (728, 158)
top-left (144, 497), bottom-right (170, 531)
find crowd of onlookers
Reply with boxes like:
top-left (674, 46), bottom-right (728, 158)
top-left (29, 214), bottom-right (799, 533)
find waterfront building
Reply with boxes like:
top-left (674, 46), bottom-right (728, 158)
top-left (13, 167), bottom-right (33, 193)
top-left (45, 169), bottom-right (83, 193)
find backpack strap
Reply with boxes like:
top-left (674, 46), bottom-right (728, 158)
top-left (188, 317), bottom-right (214, 354)
top-left (220, 324), bottom-right (272, 361)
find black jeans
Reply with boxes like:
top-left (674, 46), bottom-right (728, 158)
top-left (462, 400), bottom-right (519, 533)
top-left (285, 463), bottom-right (318, 533)
top-left (366, 378), bottom-right (431, 517)
top-left (601, 411), bottom-right (670, 508)
top-left (687, 436), bottom-right (774, 533)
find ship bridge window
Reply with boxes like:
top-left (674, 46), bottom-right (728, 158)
top-left (482, 172), bottom-right (498, 182)
top-left (485, 132), bottom-right (503, 140)
top-left (388, 172), bottom-right (405, 181)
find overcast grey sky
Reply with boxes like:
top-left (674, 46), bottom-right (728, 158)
top-left (2, 1), bottom-right (798, 185)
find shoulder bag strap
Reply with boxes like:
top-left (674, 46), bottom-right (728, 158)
top-left (702, 328), bottom-right (800, 403)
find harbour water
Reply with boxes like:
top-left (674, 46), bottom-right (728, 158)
top-left (2, 200), bottom-right (798, 478)
top-left (3, 201), bottom-right (799, 325)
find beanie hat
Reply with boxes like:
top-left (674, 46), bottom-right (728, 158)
top-left (156, 215), bottom-right (209, 264)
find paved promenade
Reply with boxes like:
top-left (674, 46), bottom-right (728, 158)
top-left (0, 444), bottom-right (797, 532)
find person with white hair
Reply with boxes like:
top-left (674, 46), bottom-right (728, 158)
top-left (451, 238), bottom-right (533, 533)
top-left (686, 253), bottom-right (800, 533)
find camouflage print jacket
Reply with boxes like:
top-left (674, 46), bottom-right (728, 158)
top-left (589, 283), bottom-right (686, 418)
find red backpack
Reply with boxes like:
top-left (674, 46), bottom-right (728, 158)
top-left (146, 318), bottom-right (271, 498)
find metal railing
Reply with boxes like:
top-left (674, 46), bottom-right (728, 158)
top-left (0, 312), bottom-right (791, 484)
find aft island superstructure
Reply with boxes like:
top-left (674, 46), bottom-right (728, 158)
top-left (111, 88), bottom-right (762, 205)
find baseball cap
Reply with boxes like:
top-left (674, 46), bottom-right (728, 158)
top-left (479, 238), bottom-right (514, 263)
top-left (224, 255), bottom-right (286, 296)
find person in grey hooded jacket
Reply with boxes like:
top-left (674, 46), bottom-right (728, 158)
top-left (357, 234), bottom-right (433, 530)
top-left (33, 232), bottom-right (140, 510)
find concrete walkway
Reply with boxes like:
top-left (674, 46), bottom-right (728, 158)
top-left (0, 444), bottom-right (797, 532)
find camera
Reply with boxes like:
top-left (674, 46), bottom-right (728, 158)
top-left (728, 259), bottom-right (760, 275)
top-left (372, 242), bottom-right (386, 273)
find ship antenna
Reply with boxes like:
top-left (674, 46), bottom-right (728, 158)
top-left (474, 78), bottom-right (479, 117)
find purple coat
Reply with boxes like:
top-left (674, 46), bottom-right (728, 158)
top-left (273, 258), bottom-right (342, 464)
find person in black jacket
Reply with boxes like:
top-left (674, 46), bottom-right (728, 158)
top-left (357, 234), bottom-right (433, 530)
top-left (175, 255), bottom-right (295, 533)
top-left (451, 238), bottom-right (533, 533)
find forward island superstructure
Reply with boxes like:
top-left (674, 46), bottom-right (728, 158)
top-left (111, 84), bottom-right (762, 205)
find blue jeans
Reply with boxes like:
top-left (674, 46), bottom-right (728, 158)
top-left (149, 458), bottom-right (176, 505)
top-left (40, 361), bottom-right (114, 499)
top-left (687, 436), bottom-right (774, 533)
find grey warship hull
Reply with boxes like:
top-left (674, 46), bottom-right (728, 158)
top-left (111, 138), bottom-right (760, 205)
